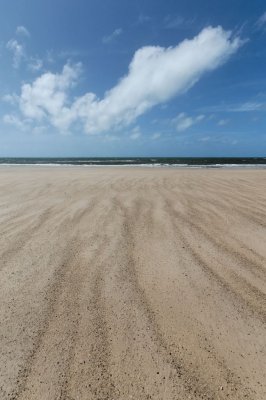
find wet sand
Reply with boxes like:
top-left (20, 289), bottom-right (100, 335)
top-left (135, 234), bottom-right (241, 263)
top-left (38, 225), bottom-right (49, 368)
top-left (0, 167), bottom-right (265, 400)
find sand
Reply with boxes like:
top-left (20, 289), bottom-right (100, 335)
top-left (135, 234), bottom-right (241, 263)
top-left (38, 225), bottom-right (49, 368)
top-left (0, 167), bottom-right (265, 400)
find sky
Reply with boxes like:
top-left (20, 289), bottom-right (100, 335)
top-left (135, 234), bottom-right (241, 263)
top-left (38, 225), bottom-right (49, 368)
top-left (0, 0), bottom-right (266, 157)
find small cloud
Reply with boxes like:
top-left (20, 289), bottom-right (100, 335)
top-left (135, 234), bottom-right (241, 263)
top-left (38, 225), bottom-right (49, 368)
top-left (46, 49), bottom-right (55, 64)
top-left (164, 15), bottom-right (184, 29)
top-left (218, 118), bottom-right (229, 126)
top-left (32, 125), bottom-right (46, 135)
top-left (196, 114), bottom-right (205, 122)
top-left (130, 132), bottom-right (141, 139)
top-left (164, 15), bottom-right (195, 29)
top-left (130, 126), bottom-right (141, 140)
top-left (174, 113), bottom-right (194, 131)
top-left (6, 39), bottom-right (25, 68)
top-left (16, 25), bottom-right (30, 37)
top-left (102, 28), bottom-right (123, 44)
top-left (199, 136), bottom-right (211, 142)
top-left (103, 134), bottom-right (119, 142)
top-left (6, 28), bottom-right (44, 71)
top-left (198, 135), bottom-right (239, 145)
top-left (151, 133), bottom-right (161, 140)
top-left (2, 93), bottom-right (18, 105)
top-left (173, 113), bottom-right (205, 132)
top-left (234, 102), bottom-right (265, 112)
top-left (137, 14), bottom-right (152, 25)
top-left (3, 114), bottom-right (29, 131)
top-left (256, 12), bottom-right (266, 29)
top-left (229, 102), bottom-right (265, 112)
top-left (28, 57), bottom-right (43, 72)
top-left (201, 101), bottom-right (265, 113)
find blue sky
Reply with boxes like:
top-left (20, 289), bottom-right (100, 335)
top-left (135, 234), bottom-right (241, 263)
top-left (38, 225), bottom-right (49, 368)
top-left (0, 0), bottom-right (266, 157)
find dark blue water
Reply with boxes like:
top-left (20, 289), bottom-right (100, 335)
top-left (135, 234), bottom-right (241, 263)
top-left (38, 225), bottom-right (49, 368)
top-left (0, 157), bottom-right (266, 167)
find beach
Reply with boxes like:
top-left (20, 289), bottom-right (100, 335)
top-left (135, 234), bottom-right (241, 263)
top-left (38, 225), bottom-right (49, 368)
top-left (0, 166), bottom-right (265, 400)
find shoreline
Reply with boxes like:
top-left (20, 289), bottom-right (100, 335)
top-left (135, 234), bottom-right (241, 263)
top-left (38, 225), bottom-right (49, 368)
top-left (1, 163), bottom-right (266, 169)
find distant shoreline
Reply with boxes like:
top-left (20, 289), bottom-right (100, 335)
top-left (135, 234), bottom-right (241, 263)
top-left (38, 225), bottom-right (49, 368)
top-left (0, 156), bottom-right (266, 168)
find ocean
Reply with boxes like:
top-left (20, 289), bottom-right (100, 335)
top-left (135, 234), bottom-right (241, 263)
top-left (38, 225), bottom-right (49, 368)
top-left (0, 157), bottom-right (266, 168)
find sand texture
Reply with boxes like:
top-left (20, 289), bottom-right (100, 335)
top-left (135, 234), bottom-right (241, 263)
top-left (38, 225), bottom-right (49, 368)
top-left (0, 167), bottom-right (265, 400)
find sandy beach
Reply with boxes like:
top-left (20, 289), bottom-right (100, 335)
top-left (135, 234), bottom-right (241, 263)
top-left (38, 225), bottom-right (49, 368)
top-left (0, 167), bottom-right (265, 400)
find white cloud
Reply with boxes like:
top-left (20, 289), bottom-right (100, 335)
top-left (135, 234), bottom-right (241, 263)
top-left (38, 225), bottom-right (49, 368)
top-left (232, 102), bottom-right (264, 112)
top-left (16, 26), bottom-right (30, 37)
top-left (130, 132), bottom-right (141, 140)
top-left (256, 12), bottom-right (266, 29)
top-left (218, 118), bottom-right (229, 126)
top-left (6, 39), bottom-right (25, 68)
top-left (137, 15), bottom-right (152, 25)
top-left (28, 57), bottom-right (43, 72)
top-left (2, 94), bottom-right (19, 105)
top-left (198, 135), bottom-right (239, 145)
top-left (46, 50), bottom-right (55, 64)
top-left (196, 114), bottom-right (205, 121)
top-left (203, 102), bottom-right (265, 113)
top-left (151, 132), bottom-right (161, 140)
top-left (3, 114), bottom-right (29, 131)
top-left (102, 28), bottom-right (123, 44)
top-left (6, 27), bottom-right (44, 71)
top-left (9, 26), bottom-right (242, 134)
top-left (174, 113), bottom-right (205, 132)
top-left (102, 134), bottom-right (119, 142)
top-left (130, 126), bottom-right (141, 140)
top-left (199, 136), bottom-right (211, 142)
top-left (164, 15), bottom-right (195, 29)
top-left (32, 125), bottom-right (46, 135)
top-left (19, 63), bottom-right (82, 131)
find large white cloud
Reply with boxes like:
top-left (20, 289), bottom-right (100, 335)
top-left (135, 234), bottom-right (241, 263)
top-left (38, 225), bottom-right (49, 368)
top-left (18, 63), bottom-right (82, 131)
top-left (11, 26), bottom-right (242, 134)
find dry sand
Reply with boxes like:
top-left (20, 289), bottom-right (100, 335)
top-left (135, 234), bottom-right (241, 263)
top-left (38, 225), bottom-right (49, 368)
top-left (0, 167), bottom-right (265, 400)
